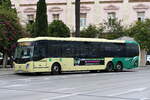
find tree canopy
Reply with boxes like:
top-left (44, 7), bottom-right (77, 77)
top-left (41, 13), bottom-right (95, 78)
top-left (127, 19), bottom-right (150, 51)
top-left (48, 20), bottom-right (70, 37)
top-left (0, 9), bottom-right (25, 54)
top-left (34, 0), bottom-right (48, 37)
top-left (0, 1), bottom-right (27, 67)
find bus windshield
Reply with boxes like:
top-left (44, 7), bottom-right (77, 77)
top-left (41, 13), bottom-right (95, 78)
top-left (14, 46), bottom-right (34, 59)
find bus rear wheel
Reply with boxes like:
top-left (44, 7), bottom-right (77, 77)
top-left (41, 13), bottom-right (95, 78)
top-left (51, 63), bottom-right (61, 75)
top-left (115, 62), bottom-right (123, 72)
top-left (106, 62), bottom-right (114, 72)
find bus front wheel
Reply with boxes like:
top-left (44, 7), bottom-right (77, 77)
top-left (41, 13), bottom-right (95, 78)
top-left (51, 63), bottom-right (61, 75)
top-left (106, 62), bottom-right (114, 72)
top-left (115, 62), bottom-right (123, 72)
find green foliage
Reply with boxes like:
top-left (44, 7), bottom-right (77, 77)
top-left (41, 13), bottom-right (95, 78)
top-left (0, 0), bottom-right (11, 10)
top-left (126, 19), bottom-right (150, 51)
top-left (48, 20), bottom-right (70, 37)
top-left (80, 25), bottom-right (100, 38)
top-left (26, 22), bottom-right (35, 35)
top-left (34, 0), bottom-right (48, 37)
top-left (102, 19), bottom-right (125, 39)
top-left (0, 8), bottom-right (25, 54)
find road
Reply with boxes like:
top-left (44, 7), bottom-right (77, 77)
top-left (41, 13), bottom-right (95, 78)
top-left (0, 67), bottom-right (150, 100)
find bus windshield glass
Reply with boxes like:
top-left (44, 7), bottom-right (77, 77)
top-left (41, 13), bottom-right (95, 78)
top-left (14, 46), bottom-right (34, 59)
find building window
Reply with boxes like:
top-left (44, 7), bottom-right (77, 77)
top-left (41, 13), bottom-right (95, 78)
top-left (53, 14), bottom-right (59, 20)
top-left (80, 13), bottom-right (87, 27)
top-left (27, 14), bottom-right (34, 24)
top-left (137, 12), bottom-right (145, 21)
top-left (108, 12), bottom-right (116, 26)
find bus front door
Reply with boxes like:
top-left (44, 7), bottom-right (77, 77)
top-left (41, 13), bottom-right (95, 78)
top-left (33, 58), bottom-right (47, 68)
top-left (33, 47), bottom-right (47, 68)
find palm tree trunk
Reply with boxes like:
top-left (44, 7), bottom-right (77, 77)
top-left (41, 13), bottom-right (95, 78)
top-left (75, 0), bottom-right (80, 37)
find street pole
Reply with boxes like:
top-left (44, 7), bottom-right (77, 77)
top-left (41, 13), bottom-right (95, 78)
top-left (75, 0), bottom-right (80, 37)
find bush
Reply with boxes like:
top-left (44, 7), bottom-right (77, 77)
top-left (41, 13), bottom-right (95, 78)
top-left (80, 25), bottom-right (99, 38)
top-left (48, 20), bottom-right (70, 37)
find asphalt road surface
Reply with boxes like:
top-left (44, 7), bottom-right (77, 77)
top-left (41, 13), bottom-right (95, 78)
top-left (0, 67), bottom-right (150, 100)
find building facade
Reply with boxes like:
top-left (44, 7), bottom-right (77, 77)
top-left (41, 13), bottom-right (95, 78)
top-left (11, 0), bottom-right (150, 31)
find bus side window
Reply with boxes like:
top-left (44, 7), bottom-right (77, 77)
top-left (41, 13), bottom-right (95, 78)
top-left (48, 45), bottom-right (62, 57)
top-left (39, 47), bottom-right (46, 58)
top-left (88, 42), bottom-right (99, 58)
top-left (33, 46), bottom-right (46, 59)
top-left (62, 45), bottom-right (72, 57)
top-left (126, 43), bottom-right (139, 57)
top-left (114, 43), bottom-right (126, 57)
top-left (104, 43), bottom-right (113, 57)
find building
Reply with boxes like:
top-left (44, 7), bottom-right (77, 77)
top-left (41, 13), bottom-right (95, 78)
top-left (11, 0), bottom-right (150, 31)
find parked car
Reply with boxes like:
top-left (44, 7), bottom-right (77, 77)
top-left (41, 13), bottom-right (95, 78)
top-left (146, 55), bottom-right (150, 65)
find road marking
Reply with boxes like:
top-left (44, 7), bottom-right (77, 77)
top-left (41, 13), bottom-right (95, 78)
top-left (17, 78), bottom-right (31, 82)
top-left (4, 84), bottom-right (28, 88)
top-left (140, 98), bottom-right (150, 100)
top-left (58, 76), bottom-right (69, 78)
top-left (54, 88), bottom-right (75, 92)
top-left (42, 93), bottom-right (80, 100)
top-left (44, 77), bottom-right (50, 80)
top-left (108, 87), bottom-right (147, 96)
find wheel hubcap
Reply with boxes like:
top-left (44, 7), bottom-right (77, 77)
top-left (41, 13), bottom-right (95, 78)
top-left (117, 64), bottom-right (121, 69)
top-left (53, 66), bottom-right (59, 72)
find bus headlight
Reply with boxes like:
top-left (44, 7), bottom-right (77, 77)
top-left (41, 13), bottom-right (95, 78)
top-left (26, 64), bottom-right (30, 69)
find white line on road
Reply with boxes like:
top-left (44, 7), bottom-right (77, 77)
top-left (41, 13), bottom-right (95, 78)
top-left (140, 98), bottom-right (150, 100)
top-left (108, 87), bottom-right (147, 96)
top-left (42, 93), bottom-right (80, 100)
top-left (4, 84), bottom-right (28, 88)
top-left (54, 88), bottom-right (75, 92)
top-left (17, 78), bottom-right (31, 82)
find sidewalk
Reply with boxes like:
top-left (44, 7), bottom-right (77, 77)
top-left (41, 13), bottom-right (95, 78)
top-left (0, 68), bottom-right (14, 76)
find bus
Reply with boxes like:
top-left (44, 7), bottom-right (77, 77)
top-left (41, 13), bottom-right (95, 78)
top-left (13, 37), bottom-right (140, 74)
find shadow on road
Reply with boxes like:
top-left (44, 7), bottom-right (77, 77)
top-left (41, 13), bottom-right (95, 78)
top-left (16, 69), bottom-right (136, 77)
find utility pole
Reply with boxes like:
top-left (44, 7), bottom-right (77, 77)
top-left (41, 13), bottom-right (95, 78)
top-left (75, 0), bottom-right (80, 37)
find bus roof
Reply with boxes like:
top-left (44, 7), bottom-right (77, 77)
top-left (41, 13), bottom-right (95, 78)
top-left (17, 37), bottom-right (135, 43)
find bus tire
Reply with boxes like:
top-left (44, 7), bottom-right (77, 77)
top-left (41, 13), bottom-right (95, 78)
top-left (51, 63), bottom-right (61, 75)
top-left (106, 62), bottom-right (114, 72)
top-left (115, 62), bottom-right (123, 72)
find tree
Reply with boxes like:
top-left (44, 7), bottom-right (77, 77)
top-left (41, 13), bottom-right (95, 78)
top-left (26, 22), bottom-right (35, 35)
top-left (101, 19), bottom-right (125, 39)
top-left (80, 25), bottom-right (100, 38)
top-left (48, 20), bottom-right (70, 37)
top-left (0, 8), bottom-right (26, 67)
top-left (34, 0), bottom-right (48, 37)
top-left (0, 0), bottom-right (11, 10)
top-left (126, 19), bottom-right (150, 66)
top-left (127, 19), bottom-right (150, 51)
top-left (0, 0), bottom-right (27, 67)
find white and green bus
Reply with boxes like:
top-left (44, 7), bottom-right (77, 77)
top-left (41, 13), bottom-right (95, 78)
top-left (14, 37), bottom-right (140, 74)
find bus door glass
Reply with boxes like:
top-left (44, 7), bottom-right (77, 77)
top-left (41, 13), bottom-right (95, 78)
top-left (33, 46), bottom-right (47, 68)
